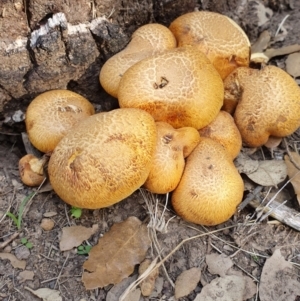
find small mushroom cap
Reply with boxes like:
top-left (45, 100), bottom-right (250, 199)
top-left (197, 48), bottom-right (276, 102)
top-left (198, 111), bottom-right (242, 159)
top-left (48, 108), bottom-right (157, 209)
top-left (171, 137), bottom-right (244, 226)
top-left (25, 90), bottom-right (95, 153)
top-left (19, 154), bottom-right (46, 187)
top-left (169, 11), bottom-right (250, 79)
top-left (118, 46), bottom-right (224, 129)
top-left (225, 66), bottom-right (300, 147)
top-left (99, 23), bottom-right (176, 98)
top-left (144, 122), bottom-right (200, 194)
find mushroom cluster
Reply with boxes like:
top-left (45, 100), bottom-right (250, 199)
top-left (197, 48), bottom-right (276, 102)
top-left (20, 11), bottom-right (300, 226)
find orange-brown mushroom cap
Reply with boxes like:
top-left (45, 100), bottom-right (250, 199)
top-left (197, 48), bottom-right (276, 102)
top-left (198, 111), bottom-right (242, 159)
top-left (224, 66), bottom-right (300, 147)
top-left (118, 46), bottom-right (224, 129)
top-left (19, 154), bottom-right (46, 187)
top-left (169, 11), bottom-right (250, 79)
top-left (25, 89), bottom-right (95, 153)
top-left (171, 137), bottom-right (244, 226)
top-left (48, 108), bottom-right (157, 209)
top-left (144, 122), bottom-right (200, 194)
top-left (99, 23), bottom-right (176, 98)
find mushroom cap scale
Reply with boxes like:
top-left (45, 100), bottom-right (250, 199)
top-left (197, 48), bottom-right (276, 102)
top-left (48, 108), bottom-right (157, 209)
top-left (99, 23), bottom-right (176, 98)
top-left (25, 90), bottom-right (95, 153)
top-left (118, 46), bottom-right (224, 129)
top-left (169, 11), bottom-right (250, 79)
top-left (226, 66), bottom-right (300, 147)
top-left (171, 137), bottom-right (244, 226)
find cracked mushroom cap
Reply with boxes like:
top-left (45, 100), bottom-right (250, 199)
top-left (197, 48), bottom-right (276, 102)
top-left (118, 46), bottom-right (224, 129)
top-left (25, 90), bottom-right (95, 153)
top-left (198, 111), bottom-right (242, 159)
top-left (144, 121), bottom-right (200, 194)
top-left (48, 108), bottom-right (157, 209)
top-left (18, 154), bottom-right (46, 187)
top-left (169, 11), bottom-right (250, 79)
top-left (100, 23), bottom-right (176, 98)
top-left (223, 66), bottom-right (300, 147)
top-left (171, 137), bottom-right (244, 226)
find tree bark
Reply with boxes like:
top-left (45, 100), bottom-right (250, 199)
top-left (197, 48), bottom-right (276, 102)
top-left (0, 0), bottom-right (291, 127)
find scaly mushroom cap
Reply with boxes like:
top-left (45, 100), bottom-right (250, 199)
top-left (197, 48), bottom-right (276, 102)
top-left (26, 90), bottom-right (95, 153)
top-left (224, 66), bottom-right (300, 147)
top-left (198, 111), bottom-right (242, 159)
top-left (118, 46), bottom-right (224, 129)
top-left (100, 23), bottom-right (176, 98)
top-left (169, 11), bottom-right (250, 79)
top-left (171, 137), bottom-right (244, 226)
top-left (48, 108), bottom-right (157, 209)
top-left (144, 121), bottom-right (200, 194)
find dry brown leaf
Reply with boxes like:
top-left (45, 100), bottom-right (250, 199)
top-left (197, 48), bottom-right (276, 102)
top-left (194, 275), bottom-right (245, 301)
top-left (123, 288), bottom-right (141, 301)
top-left (284, 152), bottom-right (300, 203)
top-left (206, 253), bottom-right (233, 277)
top-left (18, 270), bottom-right (34, 283)
top-left (59, 224), bottom-right (98, 251)
top-left (0, 252), bottom-right (26, 269)
top-left (234, 152), bottom-right (259, 174)
top-left (174, 267), bottom-right (201, 299)
top-left (228, 270), bottom-right (257, 300)
top-left (25, 286), bottom-right (62, 301)
top-left (139, 259), bottom-right (159, 297)
top-left (286, 52), bottom-right (300, 78)
top-left (259, 249), bottom-right (300, 301)
top-left (246, 160), bottom-right (287, 186)
top-left (106, 275), bottom-right (137, 301)
top-left (82, 216), bottom-right (151, 290)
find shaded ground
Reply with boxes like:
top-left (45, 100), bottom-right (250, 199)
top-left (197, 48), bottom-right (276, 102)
top-left (1, 2), bottom-right (300, 301)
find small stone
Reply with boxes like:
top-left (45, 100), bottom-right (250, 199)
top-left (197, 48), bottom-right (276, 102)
top-left (40, 218), bottom-right (55, 231)
top-left (15, 245), bottom-right (30, 260)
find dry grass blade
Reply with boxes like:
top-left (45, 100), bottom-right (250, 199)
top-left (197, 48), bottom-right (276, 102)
top-left (119, 256), bottom-right (159, 301)
top-left (120, 222), bottom-right (253, 300)
top-left (140, 189), bottom-right (175, 288)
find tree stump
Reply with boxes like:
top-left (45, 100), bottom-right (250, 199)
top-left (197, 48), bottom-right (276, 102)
top-left (0, 0), bottom-right (292, 127)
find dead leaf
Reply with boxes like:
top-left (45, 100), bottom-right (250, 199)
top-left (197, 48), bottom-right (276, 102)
top-left (228, 270), bottom-right (257, 300)
top-left (206, 253), bottom-right (233, 277)
top-left (286, 52), bottom-right (300, 78)
top-left (82, 216), bottom-right (151, 290)
top-left (246, 160), bottom-right (287, 186)
top-left (25, 287), bottom-right (62, 301)
top-left (123, 288), bottom-right (141, 301)
top-left (139, 259), bottom-right (159, 297)
top-left (234, 152), bottom-right (259, 174)
top-left (43, 211), bottom-right (57, 217)
top-left (284, 152), bottom-right (300, 203)
top-left (0, 252), bottom-right (26, 269)
top-left (59, 224), bottom-right (98, 251)
top-left (174, 267), bottom-right (201, 299)
top-left (194, 275), bottom-right (245, 301)
top-left (18, 270), bottom-right (34, 283)
top-left (259, 249), bottom-right (300, 301)
top-left (106, 275), bottom-right (137, 301)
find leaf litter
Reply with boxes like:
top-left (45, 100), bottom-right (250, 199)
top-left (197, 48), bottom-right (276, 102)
top-left (82, 216), bottom-right (151, 290)
top-left (259, 249), bottom-right (300, 301)
top-left (59, 224), bottom-right (98, 251)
